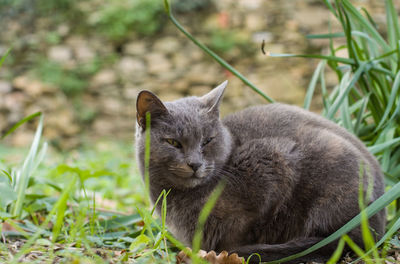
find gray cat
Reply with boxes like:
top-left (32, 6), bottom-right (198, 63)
top-left (135, 81), bottom-right (385, 263)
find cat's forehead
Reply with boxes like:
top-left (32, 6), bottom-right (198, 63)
top-left (161, 97), bottom-right (215, 137)
top-left (165, 99), bottom-right (205, 123)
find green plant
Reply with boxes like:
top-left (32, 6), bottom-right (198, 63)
top-left (36, 58), bottom-right (101, 97)
top-left (208, 29), bottom-right (253, 56)
top-left (172, 0), bottom-right (213, 13)
top-left (0, 112), bottom-right (47, 220)
top-left (88, 0), bottom-right (165, 42)
top-left (272, 1), bottom-right (400, 175)
top-left (36, 60), bottom-right (86, 96)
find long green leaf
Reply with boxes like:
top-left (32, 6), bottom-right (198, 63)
top-left (306, 32), bottom-right (345, 39)
top-left (385, 0), bottom-right (400, 49)
top-left (304, 61), bottom-right (325, 110)
top-left (375, 70), bottom-right (400, 130)
top-left (341, 0), bottom-right (390, 52)
top-left (326, 64), bottom-right (366, 119)
top-left (192, 181), bottom-right (225, 257)
top-left (268, 53), bottom-right (354, 65)
top-left (354, 94), bottom-right (370, 135)
top-left (1, 112), bottom-right (42, 140)
top-left (11, 114), bottom-right (45, 218)
top-left (326, 237), bottom-right (345, 264)
top-left (368, 137), bottom-right (400, 155)
top-left (0, 47), bottom-right (11, 68)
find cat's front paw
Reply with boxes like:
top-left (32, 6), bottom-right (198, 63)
top-left (176, 247), bottom-right (243, 264)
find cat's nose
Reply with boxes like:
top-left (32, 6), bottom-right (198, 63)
top-left (188, 162), bottom-right (202, 172)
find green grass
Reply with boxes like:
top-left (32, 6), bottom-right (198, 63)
top-left (1, 0), bottom-right (400, 263)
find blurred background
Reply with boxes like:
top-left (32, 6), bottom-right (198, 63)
top-left (0, 0), bottom-right (389, 149)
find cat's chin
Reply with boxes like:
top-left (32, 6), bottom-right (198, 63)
top-left (170, 172), bottom-right (209, 189)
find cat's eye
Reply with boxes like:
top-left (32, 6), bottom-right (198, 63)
top-left (202, 137), bottom-right (214, 147)
top-left (166, 138), bottom-right (182, 149)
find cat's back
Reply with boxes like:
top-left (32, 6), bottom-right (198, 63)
top-left (222, 103), bottom-right (381, 180)
top-left (223, 103), bottom-right (344, 140)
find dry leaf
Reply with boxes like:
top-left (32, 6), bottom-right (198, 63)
top-left (176, 248), bottom-right (243, 264)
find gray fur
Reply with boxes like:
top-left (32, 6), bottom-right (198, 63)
top-left (135, 81), bottom-right (385, 263)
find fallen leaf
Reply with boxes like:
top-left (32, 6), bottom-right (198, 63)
top-left (176, 247), bottom-right (243, 264)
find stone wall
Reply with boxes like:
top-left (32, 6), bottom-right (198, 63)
top-left (0, 0), bottom-right (388, 148)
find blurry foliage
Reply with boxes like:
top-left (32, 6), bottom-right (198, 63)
top-left (0, 0), bottom-right (83, 23)
top-left (35, 59), bottom-right (101, 97)
top-left (87, 0), bottom-right (165, 42)
top-left (172, 0), bottom-right (214, 13)
top-left (208, 29), bottom-right (254, 55)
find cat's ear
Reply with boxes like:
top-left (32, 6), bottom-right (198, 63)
top-left (136, 90), bottom-right (168, 128)
top-left (199, 80), bottom-right (227, 116)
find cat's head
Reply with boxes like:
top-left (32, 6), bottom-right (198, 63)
top-left (135, 81), bottom-right (232, 189)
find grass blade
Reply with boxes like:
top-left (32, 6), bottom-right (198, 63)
top-left (326, 64), bottom-right (366, 119)
top-left (11, 114), bottom-right (45, 218)
top-left (268, 53), bottom-right (354, 65)
top-left (341, 0), bottom-right (390, 52)
top-left (1, 112), bottom-right (42, 140)
top-left (368, 137), bottom-right (400, 155)
top-left (306, 32), bottom-right (345, 39)
top-left (375, 70), bottom-right (400, 130)
top-left (304, 61), bottom-right (325, 110)
top-left (192, 181), bottom-right (225, 257)
top-left (0, 47), bottom-right (11, 68)
top-left (326, 237), bottom-right (345, 264)
top-left (385, 0), bottom-right (400, 49)
top-left (353, 94), bottom-right (370, 135)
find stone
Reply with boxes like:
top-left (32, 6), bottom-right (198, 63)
top-left (293, 6), bottom-right (330, 31)
top-left (173, 79), bottom-right (190, 93)
top-left (124, 41), bottom-right (147, 56)
top-left (257, 72), bottom-right (305, 105)
top-left (152, 37), bottom-right (181, 54)
top-left (92, 117), bottom-right (115, 136)
top-left (123, 85), bottom-right (141, 100)
top-left (47, 45), bottom-right (72, 64)
top-left (11, 131), bottom-right (35, 147)
top-left (185, 63), bottom-right (221, 85)
top-left (13, 76), bottom-right (55, 97)
top-left (237, 0), bottom-right (263, 10)
top-left (117, 57), bottom-right (146, 77)
top-left (4, 92), bottom-right (26, 113)
top-left (57, 24), bottom-right (70, 37)
top-left (47, 109), bottom-right (79, 135)
top-left (0, 114), bottom-right (6, 131)
top-left (91, 69), bottom-right (118, 87)
top-left (172, 52), bottom-right (191, 70)
top-left (101, 97), bottom-right (122, 114)
top-left (245, 15), bottom-right (266, 31)
top-left (75, 44), bottom-right (95, 62)
top-left (145, 53), bottom-right (172, 75)
top-left (35, 94), bottom-right (66, 111)
top-left (0, 80), bottom-right (12, 93)
top-left (66, 36), bottom-right (96, 62)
